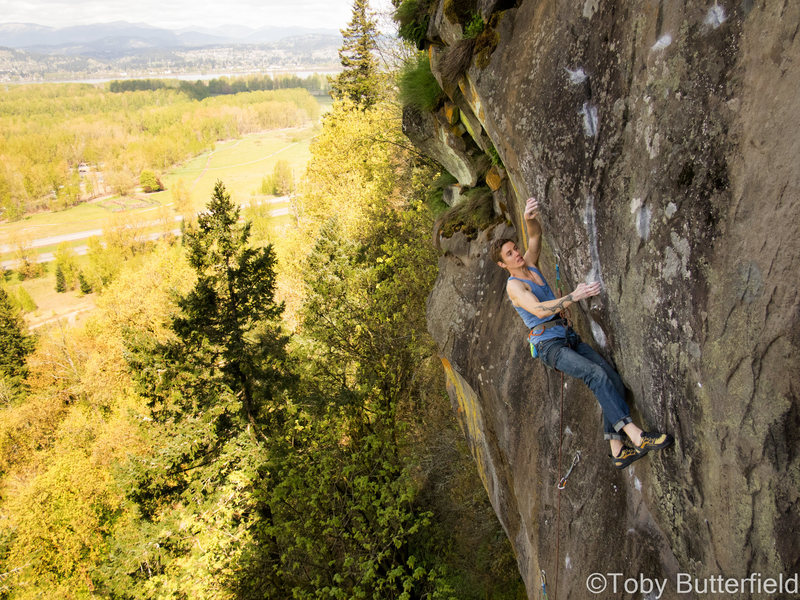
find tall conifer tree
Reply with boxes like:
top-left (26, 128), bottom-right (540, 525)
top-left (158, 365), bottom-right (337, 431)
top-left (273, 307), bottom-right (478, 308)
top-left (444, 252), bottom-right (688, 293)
top-left (331, 0), bottom-right (381, 108)
top-left (0, 287), bottom-right (35, 398)
top-left (104, 181), bottom-right (292, 593)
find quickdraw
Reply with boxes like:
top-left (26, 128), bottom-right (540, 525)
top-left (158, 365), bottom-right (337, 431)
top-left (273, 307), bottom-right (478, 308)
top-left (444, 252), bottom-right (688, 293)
top-left (557, 450), bottom-right (581, 490)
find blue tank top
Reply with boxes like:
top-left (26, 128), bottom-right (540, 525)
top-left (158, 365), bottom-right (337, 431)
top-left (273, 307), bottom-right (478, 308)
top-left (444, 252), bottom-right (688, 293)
top-left (508, 266), bottom-right (568, 345)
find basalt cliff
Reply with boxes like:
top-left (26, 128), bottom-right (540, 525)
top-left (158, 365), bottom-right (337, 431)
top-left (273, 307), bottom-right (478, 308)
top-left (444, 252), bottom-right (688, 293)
top-left (404, 1), bottom-right (800, 598)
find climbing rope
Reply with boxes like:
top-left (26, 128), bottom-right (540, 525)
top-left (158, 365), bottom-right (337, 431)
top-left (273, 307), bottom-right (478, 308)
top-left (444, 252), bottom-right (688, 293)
top-left (552, 257), bottom-right (577, 600)
top-left (554, 369), bottom-right (564, 600)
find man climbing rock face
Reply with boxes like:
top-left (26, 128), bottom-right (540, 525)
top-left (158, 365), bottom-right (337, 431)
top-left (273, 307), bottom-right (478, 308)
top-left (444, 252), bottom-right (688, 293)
top-left (490, 197), bottom-right (674, 468)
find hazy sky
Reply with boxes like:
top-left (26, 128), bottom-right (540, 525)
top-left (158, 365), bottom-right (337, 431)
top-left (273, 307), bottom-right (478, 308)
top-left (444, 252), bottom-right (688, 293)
top-left (0, 0), bottom-right (395, 31)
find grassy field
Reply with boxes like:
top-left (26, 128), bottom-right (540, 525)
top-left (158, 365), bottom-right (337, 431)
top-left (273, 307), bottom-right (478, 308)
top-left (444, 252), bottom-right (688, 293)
top-left (0, 125), bottom-right (314, 252)
top-left (1, 118), bottom-right (318, 330)
top-left (154, 125), bottom-right (316, 212)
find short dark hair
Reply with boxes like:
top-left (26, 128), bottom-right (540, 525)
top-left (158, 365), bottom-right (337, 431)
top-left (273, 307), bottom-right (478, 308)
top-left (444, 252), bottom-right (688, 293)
top-left (490, 237), bottom-right (515, 265)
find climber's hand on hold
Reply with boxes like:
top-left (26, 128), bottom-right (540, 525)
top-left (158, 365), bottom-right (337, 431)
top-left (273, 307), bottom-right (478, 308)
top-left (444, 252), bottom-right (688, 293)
top-left (571, 281), bottom-right (602, 301)
top-left (524, 197), bottom-right (540, 220)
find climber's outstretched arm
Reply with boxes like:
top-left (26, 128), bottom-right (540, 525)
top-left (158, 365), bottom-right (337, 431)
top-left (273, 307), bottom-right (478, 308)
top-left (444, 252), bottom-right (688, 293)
top-left (507, 278), bottom-right (602, 319)
top-left (522, 197), bottom-right (543, 267)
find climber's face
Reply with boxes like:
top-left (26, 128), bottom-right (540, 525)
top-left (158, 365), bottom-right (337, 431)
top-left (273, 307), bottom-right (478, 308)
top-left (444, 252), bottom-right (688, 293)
top-left (497, 241), bottom-right (525, 270)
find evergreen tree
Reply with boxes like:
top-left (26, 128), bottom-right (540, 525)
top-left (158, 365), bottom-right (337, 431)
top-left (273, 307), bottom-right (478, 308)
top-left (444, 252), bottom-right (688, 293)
top-left (103, 181), bottom-right (292, 593)
top-left (330, 0), bottom-right (381, 108)
top-left (123, 179), bottom-right (290, 481)
top-left (55, 264), bottom-right (66, 293)
top-left (174, 179), bottom-right (290, 425)
top-left (0, 286), bottom-right (35, 397)
top-left (78, 271), bottom-right (92, 295)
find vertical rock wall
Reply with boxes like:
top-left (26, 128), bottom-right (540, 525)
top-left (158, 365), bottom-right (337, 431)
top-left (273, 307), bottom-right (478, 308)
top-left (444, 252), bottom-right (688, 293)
top-left (418, 1), bottom-right (800, 597)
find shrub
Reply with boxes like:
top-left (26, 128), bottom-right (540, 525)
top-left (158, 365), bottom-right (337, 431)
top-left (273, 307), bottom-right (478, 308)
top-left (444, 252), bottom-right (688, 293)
top-left (395, 0), bottom-right (432, 48)
top-left (139, 170), bottom-right (163, 193)
top-left (463, 13), bottom-right (485, 39)
top-left (10, 286), bottom-right (37, 312)
top-left (78, 272), bottom-right (92, 295)
top-left (398, 52), bottom-right (444, 112)
top-left (272, 160), bottom-right (294, 196)
top-left (425, 171), bottom-right (459, 216)
top-left (433, 171), bottom-right (459, 189)
top-left (260, 161), bottom-right (294, 196)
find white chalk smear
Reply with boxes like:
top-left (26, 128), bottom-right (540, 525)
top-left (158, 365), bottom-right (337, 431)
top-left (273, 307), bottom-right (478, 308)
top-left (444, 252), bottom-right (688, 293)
top-left (705, 4), bottom-right (726, 29)
top-left (630, 197), bottom-right (651, 239)
top-left (590, 320), bottom-right (607, 349)
top-left (566, 67), bottom-right (587, 84)
top-left (651, 33), bottom-right (672, 52)
top-left (584, 195), bottom-right (604, 285)
top-left (638, 205), bottom-right (652, 240)
top-left (580, 102), bottom-right (598, 137)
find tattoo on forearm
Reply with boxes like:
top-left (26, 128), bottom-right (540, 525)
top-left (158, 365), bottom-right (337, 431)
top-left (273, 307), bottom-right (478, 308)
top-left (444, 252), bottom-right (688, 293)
top-left (541, 294), bottom-right (573, 315)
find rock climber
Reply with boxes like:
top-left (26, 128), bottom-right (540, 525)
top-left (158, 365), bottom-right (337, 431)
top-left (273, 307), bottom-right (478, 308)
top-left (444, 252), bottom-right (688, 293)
top-left (490, 197), bottom-right (674, 468)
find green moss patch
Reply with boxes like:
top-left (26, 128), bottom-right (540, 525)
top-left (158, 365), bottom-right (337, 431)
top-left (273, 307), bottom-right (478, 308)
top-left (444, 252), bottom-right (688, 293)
top-left (435, 186), bottom-right (500, 240)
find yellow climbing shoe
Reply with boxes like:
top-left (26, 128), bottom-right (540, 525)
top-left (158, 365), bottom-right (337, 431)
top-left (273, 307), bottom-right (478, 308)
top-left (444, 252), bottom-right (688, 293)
top-left (611, 444), bottom-right (645, 469)
top-left (634, 431), bottom-right (674, 456)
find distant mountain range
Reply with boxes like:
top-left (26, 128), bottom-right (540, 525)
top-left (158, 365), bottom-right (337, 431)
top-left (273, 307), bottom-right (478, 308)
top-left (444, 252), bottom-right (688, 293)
top-left (0, 21), bottom-right (344, 82)
top-left (0, 22), bottom-right (341, 51)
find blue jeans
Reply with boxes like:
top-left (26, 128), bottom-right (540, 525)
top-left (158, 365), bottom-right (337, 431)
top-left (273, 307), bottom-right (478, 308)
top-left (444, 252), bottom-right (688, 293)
top-left (538, 329), bottom-right (632, 440)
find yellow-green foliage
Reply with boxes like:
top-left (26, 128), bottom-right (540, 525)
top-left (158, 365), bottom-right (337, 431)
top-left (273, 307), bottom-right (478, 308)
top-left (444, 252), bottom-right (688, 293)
top-left (276, 98), bottom-right (410, 325)
top-left (261, 159), bottom-right (294, 196)
top-left (0, 85), bottom-right (319, 218)
top-left (0, 243), bottom-right (192, 596)
top-left (5, 285), bottom-right (37, 313)
top-left (0, 86), bottom-right (523, 599)
top-left (301, 99), bottom-right (403, 238)
top-left (54, 243), bottom-right (80, 291)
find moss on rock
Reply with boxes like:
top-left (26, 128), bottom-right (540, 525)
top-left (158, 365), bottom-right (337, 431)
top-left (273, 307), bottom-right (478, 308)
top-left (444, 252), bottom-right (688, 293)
top-left (435, 186), bottom-right (500, 241)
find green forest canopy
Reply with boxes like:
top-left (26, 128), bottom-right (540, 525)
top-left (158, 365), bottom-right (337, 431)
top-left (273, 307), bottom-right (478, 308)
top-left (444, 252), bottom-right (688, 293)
top-left (0, 79), bottom-right (320, 220)
top-left (0, 65), bottom-right (525, 599)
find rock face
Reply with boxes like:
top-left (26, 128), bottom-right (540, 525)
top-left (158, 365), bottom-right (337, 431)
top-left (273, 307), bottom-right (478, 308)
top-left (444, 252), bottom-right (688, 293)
top-left (417, 1), bottom-right (800, 598)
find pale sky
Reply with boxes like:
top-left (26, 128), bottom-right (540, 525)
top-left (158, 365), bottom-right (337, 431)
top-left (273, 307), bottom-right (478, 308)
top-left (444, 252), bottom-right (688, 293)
top-left (0, 0), bottom-right (395, 32)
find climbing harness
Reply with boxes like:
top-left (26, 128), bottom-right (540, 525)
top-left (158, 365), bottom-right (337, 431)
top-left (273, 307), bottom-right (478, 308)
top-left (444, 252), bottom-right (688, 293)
top-left (529, 258), bottom-right (572, 359)
top-left (528, 318), bottom-right (568, 358)
top-left (557, 450), bottom-right (582, 490)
